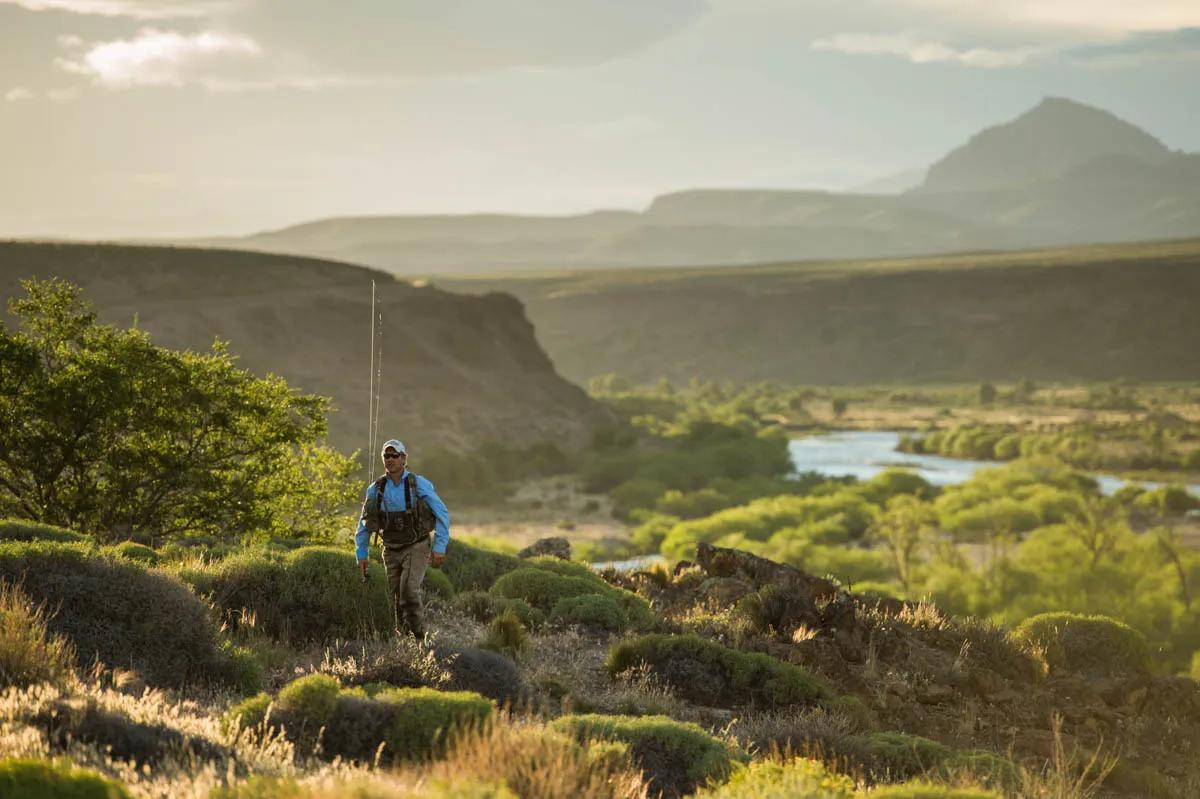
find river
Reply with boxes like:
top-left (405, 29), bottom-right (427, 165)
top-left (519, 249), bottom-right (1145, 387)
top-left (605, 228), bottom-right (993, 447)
top-left (787, 430), bottom-right (1200, 497)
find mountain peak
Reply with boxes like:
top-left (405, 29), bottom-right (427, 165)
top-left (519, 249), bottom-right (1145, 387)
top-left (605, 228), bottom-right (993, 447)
top-left (919, 97), bottom-right (1170, 193)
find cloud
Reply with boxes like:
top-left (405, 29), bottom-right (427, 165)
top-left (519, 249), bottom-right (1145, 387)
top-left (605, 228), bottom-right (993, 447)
top-left (905, 0), bottom-right (1200, 35)
top-left (57, 27), bottom-right (261, 87)
top-left (22, 0), bottom-right (707, 90)
top-left (5, 86), bottom-right (36, 100)
top-left (813, 32), bottom-right (1042, 67)
top-left (46, 86), bottom-right (80, 100)
top-left (1067, 26), bottom-right (1200, 66)
top-left (4, 0), bottom-right (231, 18)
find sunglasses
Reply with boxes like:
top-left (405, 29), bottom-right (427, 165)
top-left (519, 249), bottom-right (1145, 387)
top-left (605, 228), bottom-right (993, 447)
top-left (383, 451), bottom-right (405, 459)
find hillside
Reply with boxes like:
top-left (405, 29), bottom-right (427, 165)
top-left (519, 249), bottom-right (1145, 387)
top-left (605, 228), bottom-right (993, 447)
top-left (442, 238), bottom-right (1200, 385)
top-left (1, 523), bottom-right (1197, 797)
top-left (187, 98), bottom-right (1200, 275)
top-left (0, 242), bottom-right (607, 454)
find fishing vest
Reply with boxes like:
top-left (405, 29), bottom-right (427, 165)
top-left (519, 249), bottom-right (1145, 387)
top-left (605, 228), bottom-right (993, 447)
top-left (362, 473), bottom-right (437, 549)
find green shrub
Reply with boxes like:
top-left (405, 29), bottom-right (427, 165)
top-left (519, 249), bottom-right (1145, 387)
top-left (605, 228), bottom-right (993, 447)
top-left (0, 581), bottom-right (75, 689)
top-left (481, 608), bottom-right (527, 658)
top-left (939, 750), bottom-right (1020, 791)
top-left (451, 591), bottom-right (544, 629)
top-left (607, 634), bottom-right (828, 709)
top-left (490, 568), bottom-right (607, 611)
top-left (224, 693), bottom-right (273, 734)
top-left (110, 541), bottom-right (159, 565)
top-left (0, 758), bottom-right (132, 799)
top-left (550, 594), bottom-right (628, 632)
top-left (694, 756), bottom-right (855, 799)
top-left (234, 675), bottom-right (493, 763)
top-left (276, 673), bottom-right (341, 730)
top-left (215, 641), bottom-right (265, 696)
top-left (524, 556), bottom-right (596, 580)
top-left (442, 540), bottom-right (521, 593)
top-left (425, 566), bottom-right (455, 600)
top-left (0, 519), bottom-right (88, 544)
top-left (866, 783), bottom-right (1000, 799)
top-left (1010, 612), bottom-right (1151, 676)
top-left (180, 546), bottom-right (393, 643)
top-left (552, 713), bottom-right (737, 796)
top-left (377, 687), bottom-right (494, 760)
top-left (823, 695), bottom-right (877, 733)
top-left (857, 732), bottom-right (951, 779)
top-left (0, 541), bottom-right (232, 687)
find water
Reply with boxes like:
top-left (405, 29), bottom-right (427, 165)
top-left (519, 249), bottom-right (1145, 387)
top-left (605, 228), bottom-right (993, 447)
top-left (787, 430), bottom-right (1200, 497)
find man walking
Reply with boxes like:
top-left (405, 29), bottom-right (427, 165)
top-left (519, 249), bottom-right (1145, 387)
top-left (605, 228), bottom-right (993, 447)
top-left (356, 439), bottom-right (450, 639)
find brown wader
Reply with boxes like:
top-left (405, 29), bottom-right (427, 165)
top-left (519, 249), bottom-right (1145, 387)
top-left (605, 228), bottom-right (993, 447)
top-left (383, 535), bottom-right (431, 638)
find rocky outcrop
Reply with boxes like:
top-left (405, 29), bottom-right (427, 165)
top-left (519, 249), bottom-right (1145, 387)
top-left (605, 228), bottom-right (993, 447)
top-left (517, 537), bottom-right (571, 560)
top-left (610, 543), bottom-right (1200, 796)
top-left (0, 242), bottom-right (610, 453)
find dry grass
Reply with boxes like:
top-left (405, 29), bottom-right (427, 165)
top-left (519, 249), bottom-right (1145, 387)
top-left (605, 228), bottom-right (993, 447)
top-left (426, 713), bottom-right (649, 799)
top-left (0, 580), bottom-right (76, 690)
top-left (1015, 716), bottom-right (1116, 799)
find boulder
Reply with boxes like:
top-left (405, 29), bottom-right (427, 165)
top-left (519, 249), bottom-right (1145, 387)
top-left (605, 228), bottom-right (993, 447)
top-left (517, 537), bottom-right (571, 560)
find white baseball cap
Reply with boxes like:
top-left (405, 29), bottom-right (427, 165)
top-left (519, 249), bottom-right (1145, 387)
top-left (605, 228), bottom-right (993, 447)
top-left (381, 439), bottom-right (407, 455)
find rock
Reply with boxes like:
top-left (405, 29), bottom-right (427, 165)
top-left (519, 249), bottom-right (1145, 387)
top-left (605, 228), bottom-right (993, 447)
top-left (917, 684), bottom-right (955, 705)
top-left (698, 577), bottom-right (753, 605)
top-left (517, 537), bottom-right (571, 560)
top-left (435, 644), bottom-right (525, 706)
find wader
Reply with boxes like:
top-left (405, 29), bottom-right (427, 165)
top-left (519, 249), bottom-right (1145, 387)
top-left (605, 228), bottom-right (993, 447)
top-left (384, 535), bottom-right (431, 638)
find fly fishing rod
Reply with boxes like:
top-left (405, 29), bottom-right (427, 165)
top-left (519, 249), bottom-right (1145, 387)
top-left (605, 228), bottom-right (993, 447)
top-left (363, 280), bottom-right (384, 583)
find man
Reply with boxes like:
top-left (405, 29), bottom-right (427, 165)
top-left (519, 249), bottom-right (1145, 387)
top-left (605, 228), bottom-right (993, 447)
top-left (355, 439), bottom-right (450, 639)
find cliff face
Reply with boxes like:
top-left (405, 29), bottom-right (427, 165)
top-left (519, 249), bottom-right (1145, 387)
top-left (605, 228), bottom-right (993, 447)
top-left (0, 242), bottom-right (607, 455)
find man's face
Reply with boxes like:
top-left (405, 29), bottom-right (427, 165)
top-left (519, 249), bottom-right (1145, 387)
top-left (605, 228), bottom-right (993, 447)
top-left (383, 448), bottom-right (407, 474)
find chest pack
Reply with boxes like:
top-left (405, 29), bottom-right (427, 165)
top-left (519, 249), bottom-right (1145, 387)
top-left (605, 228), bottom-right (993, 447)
top-left (368, 473), bottom-right (437, 549)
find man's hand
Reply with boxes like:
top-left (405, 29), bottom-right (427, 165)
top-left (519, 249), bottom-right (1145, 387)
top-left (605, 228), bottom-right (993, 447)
top-left (430, 551), bottom-right (445, 569)
top-left (358, 559), bottom-right (369, 580)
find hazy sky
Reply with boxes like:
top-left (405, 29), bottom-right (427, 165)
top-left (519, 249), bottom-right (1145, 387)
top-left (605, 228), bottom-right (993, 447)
top-left (2, 0), bottom-right (1198, 238)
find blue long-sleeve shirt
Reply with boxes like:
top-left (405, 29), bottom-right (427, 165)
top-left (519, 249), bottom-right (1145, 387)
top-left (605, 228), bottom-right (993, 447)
top-left (355, 469), bottom-right (450, 560)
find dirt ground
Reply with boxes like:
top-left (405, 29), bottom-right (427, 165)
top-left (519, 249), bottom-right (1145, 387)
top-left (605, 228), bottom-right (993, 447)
top-left (453, 476), bottom-right (630, 552)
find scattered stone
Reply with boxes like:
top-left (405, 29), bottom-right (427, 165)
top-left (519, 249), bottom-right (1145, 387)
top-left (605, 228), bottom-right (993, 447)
top-left (517, 537), bottom-right (571, 560)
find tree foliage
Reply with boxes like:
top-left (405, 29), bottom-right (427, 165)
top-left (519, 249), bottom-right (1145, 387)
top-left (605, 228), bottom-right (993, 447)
top-left (0, 279), bottom-right (356, 541)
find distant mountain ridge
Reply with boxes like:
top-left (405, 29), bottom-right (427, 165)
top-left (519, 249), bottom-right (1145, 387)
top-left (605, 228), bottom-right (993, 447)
top-left (919, 97), bottom-right (1172, 193)
top-left (186, 97), bottom-right (1200, 275)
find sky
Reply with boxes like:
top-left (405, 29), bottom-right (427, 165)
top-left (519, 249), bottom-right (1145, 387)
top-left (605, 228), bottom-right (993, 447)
top-left (2, 0), bottom-right (1198, 238)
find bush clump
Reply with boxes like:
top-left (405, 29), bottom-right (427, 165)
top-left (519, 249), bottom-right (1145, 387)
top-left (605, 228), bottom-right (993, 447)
top-left (552, 713), bottom-right (738, 797)
top-left (694, 756), bottom-right (855, 799)
top-left (856, 732), bottom-right (951, 779)
top-left (490, 567), bottom-right (655, 632)
top-left (490, 568), bottom-right (608, 611)
top-left (179, 546), bottom-right (393, 643)
top-left (442, 540), bottom-right (521, 593)
top-left (0, 758), bottom-right (132, 799)
top-left (480, 608), bottom-right (527, 658)
top-left (0, 519), bottom-right (87, 544)
top-left (228, 674), bottom-right (494, 763)
top-left (0, 581), bottom-right (76, 689)
top-left (550, 594), bottom-right (629, 632)
top-left (0, 541), bottom-right (233, 687)
top-left (1009, 612), bottom-right (1151, 676)
top-left (607, 634), bottom-right (829, 709)
top-left (938, 750), bottom-right (1020, 791)
top-left (110, 541), bottom-right (159, 565)
top-left (424, 567), bottom-right (455, 600)
top-left (452, 591), bottom-right (544, 629)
